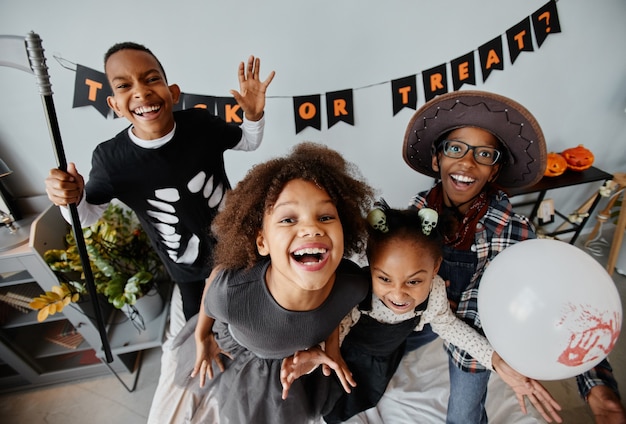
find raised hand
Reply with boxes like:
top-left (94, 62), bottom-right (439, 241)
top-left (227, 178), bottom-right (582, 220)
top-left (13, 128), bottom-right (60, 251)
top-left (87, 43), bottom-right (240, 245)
top-left (230, 55), bottom-right (275, 121)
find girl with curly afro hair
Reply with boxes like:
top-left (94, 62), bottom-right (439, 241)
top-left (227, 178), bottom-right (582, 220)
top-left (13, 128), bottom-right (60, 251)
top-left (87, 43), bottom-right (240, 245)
top-left (170, 142), bottom-right (375, 423)
top-left (212, 141), bottom-right (374, 269)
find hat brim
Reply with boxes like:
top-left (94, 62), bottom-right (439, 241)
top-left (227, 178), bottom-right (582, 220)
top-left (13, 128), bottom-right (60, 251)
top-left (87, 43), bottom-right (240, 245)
top-left (402, 90), bottom-right (547, 189)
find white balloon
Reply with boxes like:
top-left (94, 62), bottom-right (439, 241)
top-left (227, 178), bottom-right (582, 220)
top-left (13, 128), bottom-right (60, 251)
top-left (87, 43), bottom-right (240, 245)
top-left (478, 238), bottom-right (622, 380)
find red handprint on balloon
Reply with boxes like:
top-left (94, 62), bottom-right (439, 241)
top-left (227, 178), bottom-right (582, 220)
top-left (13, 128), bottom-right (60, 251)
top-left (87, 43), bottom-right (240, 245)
top-left (557, 303), bottom-right (620, 367)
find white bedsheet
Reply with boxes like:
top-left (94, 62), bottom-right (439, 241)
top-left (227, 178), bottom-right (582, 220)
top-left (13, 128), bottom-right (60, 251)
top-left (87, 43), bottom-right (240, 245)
top-left (148, 286), bottom-right (543, 423)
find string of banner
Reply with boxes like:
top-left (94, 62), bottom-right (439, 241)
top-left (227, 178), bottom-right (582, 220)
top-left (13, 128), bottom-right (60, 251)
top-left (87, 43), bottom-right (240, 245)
top-left (62, 0), bottom-right (560, 135)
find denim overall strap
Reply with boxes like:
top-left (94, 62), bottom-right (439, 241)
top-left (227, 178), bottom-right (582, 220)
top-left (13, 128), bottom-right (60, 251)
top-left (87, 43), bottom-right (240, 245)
top-left (438, 244), bottom-right (478, 309)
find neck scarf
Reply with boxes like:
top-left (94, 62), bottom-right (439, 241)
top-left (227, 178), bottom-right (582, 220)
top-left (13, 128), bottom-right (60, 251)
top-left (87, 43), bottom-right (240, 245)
top-left (425, 183), bottom-right (493, 250)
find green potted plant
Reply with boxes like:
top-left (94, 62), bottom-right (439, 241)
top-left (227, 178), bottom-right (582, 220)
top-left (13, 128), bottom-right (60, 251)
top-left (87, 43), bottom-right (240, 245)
top-left (30, 203), bottom-right (166, 324)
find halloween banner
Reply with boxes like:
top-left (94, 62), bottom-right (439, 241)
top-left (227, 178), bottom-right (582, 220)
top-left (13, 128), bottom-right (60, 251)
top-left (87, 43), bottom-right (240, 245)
top-left (326, 89), bottom-right (354, 129)
top-left (507, 17), bottom-right (534, 65)
top-left (533, 0), bottom-right (562, 48)
top-left (450, 52), bottom-right (476, 91)
top-left (72, 64), bottom-right (110, 118)
top-left (180, 93), bottom-right (214, 112)
top-left (391, 75), bottom-right (417, 116)
top-left (422, 64), bottom-right (449, 103)
top-left (293, 95), bottom-right (322, 133)
top-left (67, 0), bottom-right (560, 134)
top-left (478, 35), bottom-right (505, 83)
top-left (214, 96), bottom-right (243, 123)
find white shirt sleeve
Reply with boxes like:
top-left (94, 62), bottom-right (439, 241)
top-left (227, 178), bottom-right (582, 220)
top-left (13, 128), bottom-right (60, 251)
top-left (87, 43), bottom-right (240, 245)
top-left (423, 276), bottom-right (495, 370)
top-left (59, 190), bottom-right (108, 228)
top-left (232, 114), bottom-right (265, 152)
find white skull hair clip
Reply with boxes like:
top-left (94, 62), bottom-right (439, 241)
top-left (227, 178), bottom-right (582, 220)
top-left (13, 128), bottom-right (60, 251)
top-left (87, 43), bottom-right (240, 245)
top-left (418, 208), bottom-right (438, 236)
top-left (367, 208), bottom-right (389, 233)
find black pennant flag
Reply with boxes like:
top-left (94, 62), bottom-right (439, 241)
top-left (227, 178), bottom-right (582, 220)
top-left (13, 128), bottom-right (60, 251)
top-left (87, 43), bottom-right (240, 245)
top-left (326, 89), bottom-right (354, 129)
top-left (391, 75), bottom-right (417, 116)
top-left (532, 0), bottom-right (561, 48)
top-left (172, 95), bottom-right (184, 112)
top-left (422, 64), bottom-right (448, 102)
top-left (215, 97), bottom-right (243, 124)
top-left (293, 95), bottom-right (322, 134)
top-left (451, 52), bottom-right (476, 91)
top-left (182, 93), bottom-right (216, 113)
top-left (479, 35), bottom-right (504, 83)
top-left (73, 64), bottom-right (111, 118)
top-left (507, 17), bottom-right (534, 64)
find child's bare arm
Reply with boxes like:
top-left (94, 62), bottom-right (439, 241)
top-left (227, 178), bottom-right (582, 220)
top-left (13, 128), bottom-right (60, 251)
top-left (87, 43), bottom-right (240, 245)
top-left (190, 268), bottom-right (232, 387)
top-left (322, 326), bottom-right (356, 391)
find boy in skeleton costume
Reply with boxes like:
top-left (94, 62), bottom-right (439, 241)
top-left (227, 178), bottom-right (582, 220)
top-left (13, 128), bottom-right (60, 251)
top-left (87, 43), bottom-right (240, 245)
top-left (44, 42), bottom-right (274, 320)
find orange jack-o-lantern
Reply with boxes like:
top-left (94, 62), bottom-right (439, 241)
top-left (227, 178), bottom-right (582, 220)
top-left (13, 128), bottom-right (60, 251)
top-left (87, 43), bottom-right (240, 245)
top-left (544, 152), bottom-right (568, 177)
top-left (561, 144), bottom-right (595, 171)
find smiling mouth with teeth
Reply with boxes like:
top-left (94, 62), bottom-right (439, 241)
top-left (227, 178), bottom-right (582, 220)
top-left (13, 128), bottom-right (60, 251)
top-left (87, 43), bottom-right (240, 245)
top-left (389, 300), bottom-right (410, 308)
top-left (134, 104), bottom-right (161, 116)
top-left (292, 247), bottom-right (327, 265)
top-left (451, 174), bottom-right (476, 185)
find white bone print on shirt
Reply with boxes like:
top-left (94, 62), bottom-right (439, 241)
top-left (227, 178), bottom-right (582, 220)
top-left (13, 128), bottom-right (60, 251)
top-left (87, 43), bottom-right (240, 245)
top-left (147, 172), bottom-right (225, 265)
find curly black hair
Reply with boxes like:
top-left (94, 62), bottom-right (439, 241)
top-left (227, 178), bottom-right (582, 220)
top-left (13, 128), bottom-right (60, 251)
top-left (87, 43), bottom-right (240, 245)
top-left (366, 207), bottom-right (443, 264)
top-left (212, 142), bottom-right (375, 269)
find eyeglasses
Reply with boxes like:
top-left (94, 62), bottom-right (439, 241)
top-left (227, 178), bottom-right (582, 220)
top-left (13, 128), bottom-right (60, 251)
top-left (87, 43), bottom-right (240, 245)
top-left (439, 139), bottom-right (502, 166)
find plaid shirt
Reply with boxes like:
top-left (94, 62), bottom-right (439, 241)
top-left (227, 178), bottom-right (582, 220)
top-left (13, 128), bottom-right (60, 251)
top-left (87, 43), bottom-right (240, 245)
top-left (410, 187), bottom-right (533, 372)
top-left (577, 359), bottom-right (620, 401)
top-left (410, 186), bottom-right (618, 398)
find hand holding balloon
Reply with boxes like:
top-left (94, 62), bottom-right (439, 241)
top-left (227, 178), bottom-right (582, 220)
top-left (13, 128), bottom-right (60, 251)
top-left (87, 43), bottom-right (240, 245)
top-left (492, 352), bottom-right (563, 422)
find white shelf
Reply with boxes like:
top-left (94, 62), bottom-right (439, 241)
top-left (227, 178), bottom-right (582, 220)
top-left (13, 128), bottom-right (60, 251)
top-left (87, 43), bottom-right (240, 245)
top-left (0, 201), bottom-right (171, 393)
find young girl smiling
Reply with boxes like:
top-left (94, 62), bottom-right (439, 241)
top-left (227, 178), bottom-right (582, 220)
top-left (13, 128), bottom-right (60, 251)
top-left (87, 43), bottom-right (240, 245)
top-left (170, 142), bottom-right (374, 423)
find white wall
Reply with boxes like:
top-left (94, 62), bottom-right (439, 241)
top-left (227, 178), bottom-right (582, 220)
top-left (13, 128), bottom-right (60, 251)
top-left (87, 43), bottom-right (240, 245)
top-left (0, 0), bottom-right (625, 217)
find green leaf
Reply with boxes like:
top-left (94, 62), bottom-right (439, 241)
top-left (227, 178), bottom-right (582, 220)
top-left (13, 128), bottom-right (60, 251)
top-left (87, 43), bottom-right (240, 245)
top-left (128, 271), bottom-right (153, 286)
top-left (112, 295), bottom-right (126, 309)
top-left (125, 293), bottom-right (137, 305)
top-left (125, 282), bottom-right (140, 294)
top-left (103, 275), bottom-right (125, 298)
